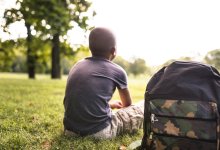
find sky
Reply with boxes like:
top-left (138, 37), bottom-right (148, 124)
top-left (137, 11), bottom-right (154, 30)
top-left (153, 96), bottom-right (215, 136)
top-left (1, 0), bottom-right (220, 66)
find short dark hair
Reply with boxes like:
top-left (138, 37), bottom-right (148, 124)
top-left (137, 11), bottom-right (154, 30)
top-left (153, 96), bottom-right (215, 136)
top-left (89, 27), bottom-right (116, 56)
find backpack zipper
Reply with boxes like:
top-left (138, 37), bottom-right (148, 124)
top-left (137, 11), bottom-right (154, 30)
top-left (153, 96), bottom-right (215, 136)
top-left (152, 113), bottom-right (217, 121)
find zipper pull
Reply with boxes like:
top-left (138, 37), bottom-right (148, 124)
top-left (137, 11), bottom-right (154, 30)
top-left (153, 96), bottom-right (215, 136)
top-left (151, 114), bottom-right (158, 123)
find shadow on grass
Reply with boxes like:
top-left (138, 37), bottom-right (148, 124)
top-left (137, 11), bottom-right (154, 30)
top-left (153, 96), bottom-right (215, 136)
top-left (50, 130), bottom-right (143, 150)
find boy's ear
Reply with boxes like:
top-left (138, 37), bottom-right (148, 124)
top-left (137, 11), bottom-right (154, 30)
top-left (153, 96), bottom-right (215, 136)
top-left (111, 47), bottom-right (116, 55)
top-left (110, 47), bottom-right (116, 60)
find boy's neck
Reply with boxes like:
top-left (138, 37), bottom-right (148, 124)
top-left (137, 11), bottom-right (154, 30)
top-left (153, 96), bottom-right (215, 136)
top-left (92, 54), bottom-right (111, 61)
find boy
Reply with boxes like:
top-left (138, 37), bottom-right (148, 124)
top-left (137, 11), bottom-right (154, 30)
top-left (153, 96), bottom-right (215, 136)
top-left (63, 27), bottom-right (144, 139)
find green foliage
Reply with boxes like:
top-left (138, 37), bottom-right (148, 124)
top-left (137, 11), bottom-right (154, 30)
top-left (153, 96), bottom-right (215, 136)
top-left (204, 49), bottom-right (220, 71)
top-left (34, 38), bottom-right (51, 73)
top-left (129, 58), bottom-right (150, 76)
top-left (61, 45), bottom-right (90, 74)
top-left (33, 0), bottom-right (94, 36)
top-left (114, 56), bottom-right (151, 76)
top-left (37, 0), bottom-right (94, 78)
top-left (113, 56), bottom-right (130, 73)
top-left (3, 0), bottom-right (39, 32)
top-left (0, 38), bottom-right (52, 73)
top-left (3, 0), bottom-right (95, 40)
top-left (0, 39), bottom-right (26, 72)
top-left (61, 57), bottom-right (73, 75)
top-left (0, 40), bottom-right (91, 74)
top-left (0, 40), bottom-right (16, 71)
top-left (12, 56), bottom-right (27, 72)
top-left (3, 0), bottom-right (46, 78)
top-left (0, 73), bottom-right (146, 149)
top-left (3, 0), bottom-right (95, 78)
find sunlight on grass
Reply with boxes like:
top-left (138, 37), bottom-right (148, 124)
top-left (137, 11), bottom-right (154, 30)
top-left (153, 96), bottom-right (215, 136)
top-left (0, 73), bottom-right (149, 149)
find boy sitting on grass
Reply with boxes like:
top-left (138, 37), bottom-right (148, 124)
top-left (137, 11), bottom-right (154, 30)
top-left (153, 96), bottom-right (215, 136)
top-left (63, 27), bottom-right (144, 139)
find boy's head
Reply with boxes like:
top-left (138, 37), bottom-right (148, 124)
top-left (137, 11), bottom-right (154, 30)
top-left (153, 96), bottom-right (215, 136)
top-left (89, 27), bottom-right (116, 60)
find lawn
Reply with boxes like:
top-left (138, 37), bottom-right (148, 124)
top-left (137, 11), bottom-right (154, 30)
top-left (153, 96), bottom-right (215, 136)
top-left (0, 73), bottom-right (149, 150)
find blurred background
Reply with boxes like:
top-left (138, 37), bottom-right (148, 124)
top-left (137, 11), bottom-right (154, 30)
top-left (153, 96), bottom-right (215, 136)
top-left (0, 0), bottom-right (220, 79)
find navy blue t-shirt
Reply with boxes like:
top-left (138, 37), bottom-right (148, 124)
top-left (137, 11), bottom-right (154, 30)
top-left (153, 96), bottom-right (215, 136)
top-left (63, 57), bottom-right (128, 135)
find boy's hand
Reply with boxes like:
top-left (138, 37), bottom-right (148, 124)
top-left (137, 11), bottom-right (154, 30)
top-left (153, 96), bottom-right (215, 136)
top-left (109, 100), bottom-right (123, 109)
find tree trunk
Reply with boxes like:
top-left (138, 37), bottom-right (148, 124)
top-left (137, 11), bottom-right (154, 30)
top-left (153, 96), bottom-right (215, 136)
top-left (51, 33), bottom-right (61, 79)
top-left (26, 23), bottom-right (35, 79)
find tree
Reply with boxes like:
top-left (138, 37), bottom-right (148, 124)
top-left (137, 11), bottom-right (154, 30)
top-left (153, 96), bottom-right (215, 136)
top-left (129, 58), bottom-right (150, 76)
top-left (34, 0), bottom-right (94, 79)
top-left (3, 0), bottom-right (42, 78)
top-left (204, 49), bottom-right (220, 71)
top-left (3, 0), bottom-right (95, 79)
top-left (0, 38), bottom-right (46, 73)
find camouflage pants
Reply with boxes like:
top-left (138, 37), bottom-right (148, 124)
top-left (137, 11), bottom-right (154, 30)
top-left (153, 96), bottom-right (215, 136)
top-left (91, 101), bottom-right (144, 139)
top-left (64, 101), bottom-right (144, 139)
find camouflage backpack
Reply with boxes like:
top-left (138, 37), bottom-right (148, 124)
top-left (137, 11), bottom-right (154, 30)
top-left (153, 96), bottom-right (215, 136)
top-left (141, 61), bottom-right (220, 150)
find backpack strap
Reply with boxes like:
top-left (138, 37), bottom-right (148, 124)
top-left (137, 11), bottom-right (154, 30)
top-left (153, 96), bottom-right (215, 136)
top-left (141, 92), bottom-right (152, 149)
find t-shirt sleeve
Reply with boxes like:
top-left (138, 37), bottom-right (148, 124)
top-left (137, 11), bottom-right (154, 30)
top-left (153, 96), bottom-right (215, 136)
top-left (115, 67), bottom-right (128, 89)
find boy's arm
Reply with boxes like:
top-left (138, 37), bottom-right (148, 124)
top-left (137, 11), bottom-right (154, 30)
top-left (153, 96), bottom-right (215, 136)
top-left (109, 88), bottom-right (132, 109)
top-left (118, 88), bottom-right (132, 107)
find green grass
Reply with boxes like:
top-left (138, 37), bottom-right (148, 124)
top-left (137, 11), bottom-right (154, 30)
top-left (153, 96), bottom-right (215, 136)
top-left (0, 73), bottom-right (149, 150)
